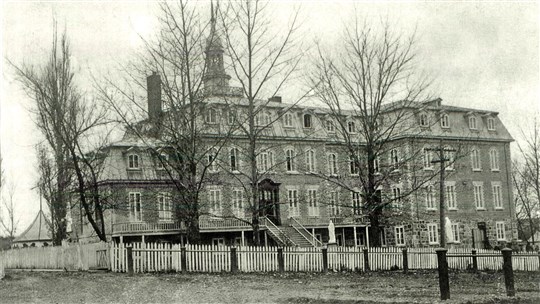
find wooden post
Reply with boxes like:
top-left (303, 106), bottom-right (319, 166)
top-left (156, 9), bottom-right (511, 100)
top-left (126, 246), bottom-right (134, 275)
top-left (436, 248), bottom-right (450, 300)
top-left (363, 248), bottom-right (370, 272)
top-left (402, 248), bottom-right (408, 274)
top-left (181, 247), bottom-right (187, 274)
top-left (471, 249), bottom-right (478, 272)
top-left (537, 251), bottom-right (540, 271)
top-left (264, 231), bottom-right (268, 247)
top-left (241, 230), bottom-right (245, 246)
top-left (502, 248), bottom-right (515, 297)
top-left (277, 247), bottom-right (284, 273)
top-left (230, 247), bottom-right (238, 273)
top-left (353, 226), bottom-right (357, 246)
top-left (366, 227), bottom-right (370, 248)
top-left (322, 247), bottom-right (328, 273)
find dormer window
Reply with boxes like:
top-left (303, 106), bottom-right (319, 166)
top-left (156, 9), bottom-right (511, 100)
top-left (468, 116), bottom-right (477, 130)
top-left (440, 113), bottom-right (449, 128)
top-left (326, 120), bottom-right (335, 133)
top-left (255, 112), bottom-right (271, 126)
top-left (419, 113), bottom-right (429, 127)
top-left (156, 153), bottom-right (168, 169)
top-left (303, 114), bottom-right (312, 128)
top-left (206, 108), bottom-right (218, 124)
top-left (128, 154), bottom-right (140, 169)
top-left (347, 121), bottom-right (356, 133)
top-left (283, 113), bottom-right (294, 128)
top-left (487, 117), bottom-right (495, 131)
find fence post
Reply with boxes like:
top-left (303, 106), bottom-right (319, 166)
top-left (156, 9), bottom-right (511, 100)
top-left (537, 251), bottom-right (540, 271)
top-left (436, 248), bottom-right (450, 300)
top-left (230, 247), bottom-right (238, 273)
top-left (402, 248), bottom-right (408, 274)
top-left (322, 247), bottom-right (328, 273)
top-left (126, 246), bottom-right (134, 275)
top-left (471, 249), bottom-right (478, 272)
top-left (501, 248), bottom-right (515, 297)
top-left (363, 248), bottom-right (370, 272)
top-left (181, 247), bottom-right (187, 274)
top-left (277, 247), bottom-right (284, 273)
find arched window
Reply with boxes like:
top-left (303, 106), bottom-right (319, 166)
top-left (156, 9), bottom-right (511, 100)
top-left (128, 154), bottom-right (140, 169)
top-left (423, 148), bottom-right (433, 170)
top-left (419, 113), bottom-right (429, 127)
top-left (348, 121), bottom-right (356, 133)
top-left (303, 114), bottom-right (312, 128)
top-left (349, 155), bottom-right (359, 175)
top-left (206, 108), bottom-right (218, 124)
top-left (390, 148), bottom-right (400, 169)
top-left (468, 116), bottom-right (477, 130)
top-left (487, 117), bottom-right (496, 130)
top-left (489, 148), bottom-right (499, 171)
top-left (326, 120), bottom-right (335, 133)
top-left (230, 148), bottom-right (239, 172)
top-left (440, 114), bottom-right (449, 128)
top-left (305, 149), bottom-right (316, 172)
top-left (471, 148), bottom-right (481, 171)
top-left (283, 113), bottom-right (293, 127)
top-left (328, 153), bottom-right (338, 175)
top-left (208, 149), bottom-right (219, 172)
top-left (285, 149), bottom-right (295, 172)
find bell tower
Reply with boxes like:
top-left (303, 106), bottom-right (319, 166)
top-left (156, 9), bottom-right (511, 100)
top-left (204, 0), bottom-right (231, 95)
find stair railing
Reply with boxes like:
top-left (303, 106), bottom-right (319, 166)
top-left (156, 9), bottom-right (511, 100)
top-left (264, 216), bottom-right (297, 247)
top-left (290, 217), bottom-right (324, 247)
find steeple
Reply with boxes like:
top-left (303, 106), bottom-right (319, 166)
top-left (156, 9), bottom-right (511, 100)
top-left (204, 0), bottom-right (231, 95)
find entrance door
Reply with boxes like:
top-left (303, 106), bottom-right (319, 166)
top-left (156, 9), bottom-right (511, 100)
top-left (258, 179), bottom-right (281, 225)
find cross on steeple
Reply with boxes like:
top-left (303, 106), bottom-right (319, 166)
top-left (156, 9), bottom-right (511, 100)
top-left (204, 0), bottom-right (231, 95)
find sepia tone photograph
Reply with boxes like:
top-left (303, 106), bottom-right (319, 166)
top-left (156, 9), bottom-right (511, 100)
top-left (0, 0), bottom-right (539, 303)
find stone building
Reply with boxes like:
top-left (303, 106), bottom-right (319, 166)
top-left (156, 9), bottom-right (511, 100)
top-left (70, 6), bottom-right (515, 249)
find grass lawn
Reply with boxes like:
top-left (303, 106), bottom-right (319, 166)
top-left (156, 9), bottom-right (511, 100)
top-left (0, 270), bottom-right (538, 303)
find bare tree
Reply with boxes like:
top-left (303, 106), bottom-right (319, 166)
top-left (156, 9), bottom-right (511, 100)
top-left (309, 18), bottom-right (439, 246)
top-left (11, 24), bottom-right (111, 243)
top-left (218, 0), bottom-right (304, 245)
top-left (513, 119), bottom-right (540, 247)
top-left (0, 180), bottom-right (18, 239)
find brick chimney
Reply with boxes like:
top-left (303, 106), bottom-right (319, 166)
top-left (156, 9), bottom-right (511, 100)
top-left (147, 72), bottom-right (162, 120)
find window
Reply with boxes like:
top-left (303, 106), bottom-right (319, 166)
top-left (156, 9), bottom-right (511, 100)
top-left (473, 182), bottom-right (485, 210)
top-left (307, 189), bottom-right (319, 216)
top-left (468, 116), bottom-right (477, 130)
top-left (425, 185), bottom-right (436, 210)
top-left (374, 155), bottom-right (380, 173)
top-left (326, 120), bottom-right (335, 133)
top-left (206, 108), bottom-right (218, 124)
top-left (423, 149), bottom-right (434, 170)
top-left (303, 114), bottom-right (312, 128)
top-left (419, 113), bottom-right (428, 127)
top-left (288, 189), bottom-right (299, 217)
top-left (446, 182), bottom-right (457, 210)
top-left (489, 149), bottom-right (499, 171)
top-left (329, 191), bottom-right (340, 216)
top-left (444, 148), bottom-right (455, 170)
top-left (285, 149), bottom-right (296, 172)
top-left (232, 189), bottom-right (244, 218)
top-left (471, 149), bottom-right (481, 171)
top-left (257, 151), bottom-right (274, 172)
top-left (492, 182), bottom-right (503, 210)
top-left (427, 223), bottom-right (438, 245)
top-left (380, 228), bottom-right (387, 246)
top-left (451, 223), bottom-right (460, 243)
top-left (347, 121), bottom-right (356, 133)
top-left (283, 113), bottom-right (293, 128)
top-left (228, 111), bottom-right (235, 125)
top-left (349, 156), bottom-right (359, 175)
top-left (487, 117), bottom-right (495, 130)
top-left (129, 192), bottom-right (142, 221)
top-left (230, 148), bottom-right (239, 172)
top-left (392, 186), bottom-right (402, 210)
top-left (255, 112), bottom-right (271, 126)
top-left (158, 192), bottom-right (172, 221)
top-left (352, 191), bottom-right (362, 215)
top-left (394, 226), bottom-right (405, 246)
top-left (390, 149), bottom-right (399, 169)
top-left (305, 149), bottom-right (316, 172)
top-left (208, 188), bottom-right (222, 216)
top-left (328, 153), bottom-right (338, 175)
top-left (128, 154), bottom-right (140, 169)
top-left (440, 114), bottom-right (449, 128)
top-left (208, 149), bottom-right (218, 172)
top-left (156, 153), bottom-right (168, 169)
top-left (212, 238), bottom-right (225, 246)
top-left (496, 222), bottom-right (506, 241)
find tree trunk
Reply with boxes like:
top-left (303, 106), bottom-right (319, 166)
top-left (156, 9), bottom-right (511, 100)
top-left (368, 207), bottom-right (383, 247)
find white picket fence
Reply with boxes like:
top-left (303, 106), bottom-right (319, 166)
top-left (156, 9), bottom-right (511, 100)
top-left (0, 242), bottom-right (108, 271)
top-left (110, 243), bottom-right (540, 273)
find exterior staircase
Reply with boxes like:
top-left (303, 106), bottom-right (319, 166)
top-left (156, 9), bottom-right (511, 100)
top-left (263, 216), bottom-right (323, 247)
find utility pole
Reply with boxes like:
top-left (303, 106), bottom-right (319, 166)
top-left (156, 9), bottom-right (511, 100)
top-left (426, 143), bottom-right (456, 248)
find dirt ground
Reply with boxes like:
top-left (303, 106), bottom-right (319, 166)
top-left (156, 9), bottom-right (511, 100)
top-left (0, 270), bottom-right (538, 303)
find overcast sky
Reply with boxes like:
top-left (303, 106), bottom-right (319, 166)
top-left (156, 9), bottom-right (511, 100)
top-left (1, 1), bottom-right (539, 234)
